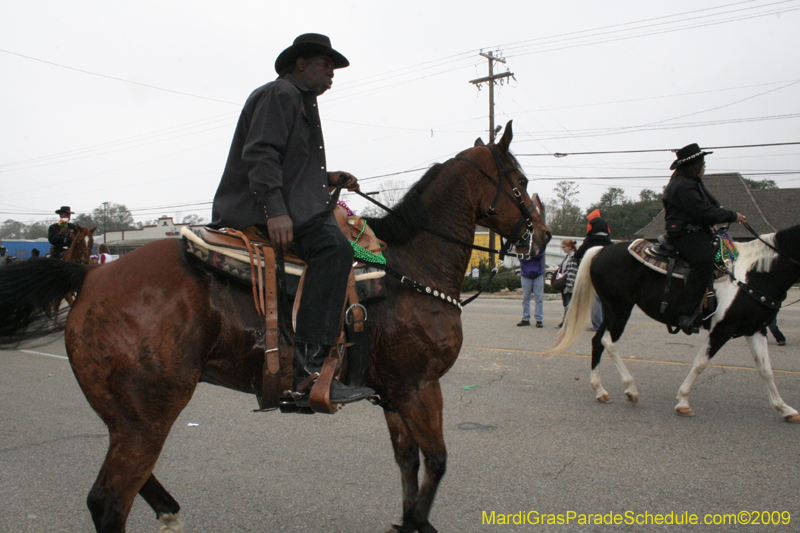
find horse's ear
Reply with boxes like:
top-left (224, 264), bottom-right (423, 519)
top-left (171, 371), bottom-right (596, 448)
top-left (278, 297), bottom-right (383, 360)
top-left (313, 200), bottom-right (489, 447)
top-left (90, 226), bottom-right (97, 234)
top-left (474, 137), bottom-right (485, 147)
top-left (497, 120), bottom-right (513, 154)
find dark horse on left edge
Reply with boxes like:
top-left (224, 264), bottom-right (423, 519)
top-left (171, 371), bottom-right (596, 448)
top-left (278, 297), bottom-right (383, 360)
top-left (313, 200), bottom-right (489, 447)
top-left (0, 121), bottom-right (550, 533)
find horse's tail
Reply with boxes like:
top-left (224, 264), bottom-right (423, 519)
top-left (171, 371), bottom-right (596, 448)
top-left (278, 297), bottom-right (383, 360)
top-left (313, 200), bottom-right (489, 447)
top-left (548, 246), bottom-right (603, 354)
top-left (0, 258), bottom-right (88, 347)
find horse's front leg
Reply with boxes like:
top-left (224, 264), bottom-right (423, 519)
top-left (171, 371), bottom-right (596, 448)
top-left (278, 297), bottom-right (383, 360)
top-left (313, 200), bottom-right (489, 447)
top-left (675, 342), bottom-right (710, 417)
top-left (746, 333), bottom-right (800, 423)
top-left (384, 380), bottom-right (446, 533)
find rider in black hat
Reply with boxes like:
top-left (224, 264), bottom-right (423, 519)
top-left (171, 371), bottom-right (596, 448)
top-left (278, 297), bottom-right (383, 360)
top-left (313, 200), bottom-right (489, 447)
top-left (209, 34), bottom-right (373, 405)
top-left (663, 144), bottom-right (747, 334)
top-left (48, 206), bottom-right (79, 259)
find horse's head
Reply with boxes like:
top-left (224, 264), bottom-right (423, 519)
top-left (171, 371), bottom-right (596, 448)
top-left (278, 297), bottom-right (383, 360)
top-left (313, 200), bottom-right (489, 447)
top-left (464, 121), bottom-right (551, 257)
top-left (64, 224), bottom-right (97, 264)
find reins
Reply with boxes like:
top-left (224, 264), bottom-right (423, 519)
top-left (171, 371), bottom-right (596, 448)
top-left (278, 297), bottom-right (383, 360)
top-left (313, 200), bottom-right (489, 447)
top-left (714, 224), bottom-right (800, 310)
top-left (356, 145), bottom-right (537, 261)
top-left (742, 222), bottom-right (800, 269)
top-left (740, 222), bottom-right (800, 308)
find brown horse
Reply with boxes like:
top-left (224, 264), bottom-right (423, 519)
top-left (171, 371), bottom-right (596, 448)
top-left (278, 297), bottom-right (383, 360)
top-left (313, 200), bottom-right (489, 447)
top-left (62, 223), bottom-right (96, 264)
top-left (0, 122), bottom-right (549, 533)
top-left (51, 224), bottom-right (96, 313)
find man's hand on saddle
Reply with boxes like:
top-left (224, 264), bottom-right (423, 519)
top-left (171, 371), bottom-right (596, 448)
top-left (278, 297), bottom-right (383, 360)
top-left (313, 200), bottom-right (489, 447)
top-left (328, 171), bottom-right (360, 192)
top-left (267, 214), bottom-right (294, 252)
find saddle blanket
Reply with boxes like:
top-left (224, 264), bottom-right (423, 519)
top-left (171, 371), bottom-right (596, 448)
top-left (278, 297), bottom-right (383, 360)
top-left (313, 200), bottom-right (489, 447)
top-left (181, 226), bottom-right (386, 303)
top-left (628, 238), bottom-right (686, 279)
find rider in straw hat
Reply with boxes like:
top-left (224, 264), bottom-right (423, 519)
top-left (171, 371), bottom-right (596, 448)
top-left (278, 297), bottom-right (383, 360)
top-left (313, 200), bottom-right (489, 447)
top-left (48, 206), bottom-right (79, 259)
top-left (209, 34), bottom-right (373, 406)
top-left (663, 144), bottom-right (747, 334)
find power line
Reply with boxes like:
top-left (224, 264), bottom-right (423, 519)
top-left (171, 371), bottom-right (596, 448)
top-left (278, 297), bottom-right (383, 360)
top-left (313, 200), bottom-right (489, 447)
top-left (0, 48), bottom-right (240, 105)
top-left (517, 141), bottom-right (800, 157)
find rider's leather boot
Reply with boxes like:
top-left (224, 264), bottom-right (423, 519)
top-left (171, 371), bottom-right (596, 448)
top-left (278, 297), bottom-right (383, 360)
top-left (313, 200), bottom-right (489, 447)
top-left (292, 342), bottom-right (374, 405)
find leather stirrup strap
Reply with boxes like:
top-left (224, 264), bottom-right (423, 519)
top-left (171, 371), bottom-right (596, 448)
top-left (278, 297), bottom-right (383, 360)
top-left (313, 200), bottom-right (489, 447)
top-left (291, 268), bottom-right (306, 334)
top-left (225, 228), bottom-right (263, 316)
top-left (260, 245), bottom-right (281, 409)
top-left (258, 246), bottom-right (268, 316)
top-left (309, 267), bottom-right (356, 414)
top-left (345, 269), bottom-right (365, 333)
top-left (662, 257), bottom-right (680, 334)
top-left (309, 353), bottom-right (338, 414)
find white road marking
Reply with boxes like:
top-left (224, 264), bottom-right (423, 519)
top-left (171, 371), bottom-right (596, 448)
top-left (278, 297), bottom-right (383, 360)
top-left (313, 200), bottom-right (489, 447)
top-left (21, 350), bottom-right (68, 360)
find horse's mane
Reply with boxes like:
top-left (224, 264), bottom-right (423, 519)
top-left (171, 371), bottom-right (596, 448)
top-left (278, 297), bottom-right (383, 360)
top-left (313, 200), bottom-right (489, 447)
top-left (734, 233), bottom-right (777, 275)
top-left (364, 163), bottom-right (440, 245)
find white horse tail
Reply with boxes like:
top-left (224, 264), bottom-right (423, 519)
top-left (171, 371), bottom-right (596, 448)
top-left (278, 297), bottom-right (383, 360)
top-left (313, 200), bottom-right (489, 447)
top-left (548, 246), bottom-right (603, 354)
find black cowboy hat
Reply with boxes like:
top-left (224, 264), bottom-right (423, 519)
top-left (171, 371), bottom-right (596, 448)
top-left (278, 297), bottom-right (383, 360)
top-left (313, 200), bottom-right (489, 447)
top-left (274, 33), bottom-right (349, 74)
top-left (670, 143), bottom-right (713, 170)
top-left (55, 206), bottom-right (75, 215)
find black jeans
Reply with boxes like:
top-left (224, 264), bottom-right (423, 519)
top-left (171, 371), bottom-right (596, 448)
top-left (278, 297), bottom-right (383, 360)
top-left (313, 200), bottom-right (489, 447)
top-left (670, 230), bottom-right (714, 316)
top-left (292, 217), bottom-right (353, 346)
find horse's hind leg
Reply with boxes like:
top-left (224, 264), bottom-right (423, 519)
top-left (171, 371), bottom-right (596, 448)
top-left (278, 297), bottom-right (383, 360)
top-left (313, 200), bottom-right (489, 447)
top-left (139, 475), bottom-right (182, 532)
top-left (384, 380), bottom-right (446, 533)
top-left (589, 328), bottom-right (612, 403)
top-left (601, 332), bottom-right (638, 405)
top-left (88, 427), bottom-right (182, 533)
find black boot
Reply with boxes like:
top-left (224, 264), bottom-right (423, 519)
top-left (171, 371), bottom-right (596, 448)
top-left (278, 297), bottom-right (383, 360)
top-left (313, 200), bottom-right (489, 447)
top-left (677, 314), bottom-right (700, 335)
top-left (292, 342), bottom-right (374, 405)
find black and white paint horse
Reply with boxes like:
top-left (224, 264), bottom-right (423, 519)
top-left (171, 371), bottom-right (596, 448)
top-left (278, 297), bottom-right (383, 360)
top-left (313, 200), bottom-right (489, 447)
top-left (550, 224), bottom-right (800, 422)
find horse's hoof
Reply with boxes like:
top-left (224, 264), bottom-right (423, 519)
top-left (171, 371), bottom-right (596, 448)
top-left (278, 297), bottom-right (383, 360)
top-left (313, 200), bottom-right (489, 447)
top-left (159, 513), bottom-right (183, 533)
top-left (675, 406), bottom-right (694, 417)
top-left (596, 393), bottom-right (612, 403)
top-left (784, 413), bottom-right (800, 424)
top-left (625, 392), bottom-right (638, 405)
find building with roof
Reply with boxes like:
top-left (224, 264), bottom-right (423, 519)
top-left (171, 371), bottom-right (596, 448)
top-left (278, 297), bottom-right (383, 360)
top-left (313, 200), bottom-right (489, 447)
top-left (636, 173), bottom-right (800, 240)
top-left (102, 216), bottom-right (200, 255)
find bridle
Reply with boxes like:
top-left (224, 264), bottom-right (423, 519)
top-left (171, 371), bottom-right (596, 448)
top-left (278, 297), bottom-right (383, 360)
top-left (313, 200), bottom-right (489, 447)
top-left (64, 229), bottom-right (93, 265)
top-left (454, 144), bottom-right (541, 260)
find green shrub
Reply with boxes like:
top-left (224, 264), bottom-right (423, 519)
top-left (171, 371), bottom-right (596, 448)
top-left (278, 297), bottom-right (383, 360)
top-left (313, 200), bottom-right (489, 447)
top-left (462, 262), bottom-right (521, 293)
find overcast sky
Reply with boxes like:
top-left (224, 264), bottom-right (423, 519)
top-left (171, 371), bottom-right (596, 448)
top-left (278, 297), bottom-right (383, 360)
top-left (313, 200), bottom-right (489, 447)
top-left (2, 0), bottom-right (799, 226)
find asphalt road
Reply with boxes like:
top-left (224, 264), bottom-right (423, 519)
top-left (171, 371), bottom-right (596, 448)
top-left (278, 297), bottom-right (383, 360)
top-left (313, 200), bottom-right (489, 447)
top-left (2, 292), bottom-right (800, 533)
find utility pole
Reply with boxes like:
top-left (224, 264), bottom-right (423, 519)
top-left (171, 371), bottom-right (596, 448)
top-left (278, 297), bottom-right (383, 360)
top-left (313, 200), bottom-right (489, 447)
top-left (103, 202), bottom-right (109, 245)
top-left (470, 51), bottom-right (513, 268)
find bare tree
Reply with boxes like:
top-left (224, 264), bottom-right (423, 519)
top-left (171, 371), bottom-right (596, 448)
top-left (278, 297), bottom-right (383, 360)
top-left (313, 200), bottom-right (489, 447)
top-left (357, 180), bottom-right (410, 218)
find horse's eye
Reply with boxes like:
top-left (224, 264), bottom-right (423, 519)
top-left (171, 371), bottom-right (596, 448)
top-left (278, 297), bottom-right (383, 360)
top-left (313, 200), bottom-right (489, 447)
top-left (518, 176), bottom-right (528, 187)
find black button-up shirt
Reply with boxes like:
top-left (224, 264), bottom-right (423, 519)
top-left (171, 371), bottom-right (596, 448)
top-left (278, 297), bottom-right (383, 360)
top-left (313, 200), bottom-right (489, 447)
top-left (210, 74), bottom-right (330, 230)
top-left (663, 173), bottom-right (737, 233)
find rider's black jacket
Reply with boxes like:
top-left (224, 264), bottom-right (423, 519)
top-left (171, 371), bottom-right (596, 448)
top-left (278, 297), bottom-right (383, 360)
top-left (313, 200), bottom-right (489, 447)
top-left (663, 173), bottom-right (737, 235)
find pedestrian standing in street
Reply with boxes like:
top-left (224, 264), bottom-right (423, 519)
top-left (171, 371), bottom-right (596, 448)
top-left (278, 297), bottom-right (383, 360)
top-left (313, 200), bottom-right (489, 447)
top-left (554, 239), bottom-right (578, 328)
top-left (517, 251), bottom-right (545, 328)
top-left (768, 315), bottom-right (787, 346)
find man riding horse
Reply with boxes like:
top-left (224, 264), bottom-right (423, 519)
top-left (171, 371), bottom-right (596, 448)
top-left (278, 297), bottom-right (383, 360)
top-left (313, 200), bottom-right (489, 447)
top-left (47, 206), bottom-right (79, 260)
top-left (209, 33), bottom-right (373, 405)
top-left (663, 144), bottom-right (747, 334)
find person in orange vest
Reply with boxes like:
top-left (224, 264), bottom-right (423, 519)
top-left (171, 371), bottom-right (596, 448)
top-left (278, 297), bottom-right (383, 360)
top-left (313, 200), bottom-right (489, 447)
top-left (574, 209), bottom-right (612, 330)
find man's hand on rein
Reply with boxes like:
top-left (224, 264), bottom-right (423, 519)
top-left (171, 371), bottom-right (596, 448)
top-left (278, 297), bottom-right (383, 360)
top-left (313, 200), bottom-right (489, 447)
top-left (329, 171), bottom-right (360, 192)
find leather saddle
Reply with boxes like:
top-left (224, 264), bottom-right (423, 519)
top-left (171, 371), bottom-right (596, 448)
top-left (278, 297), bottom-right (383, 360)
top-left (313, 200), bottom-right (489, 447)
top-left (181, 205), bottom-right (387, 414)
top-left (628, 236), bottom-right (721, 334)
top-left (628, 237), bottom-right (690, 279)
